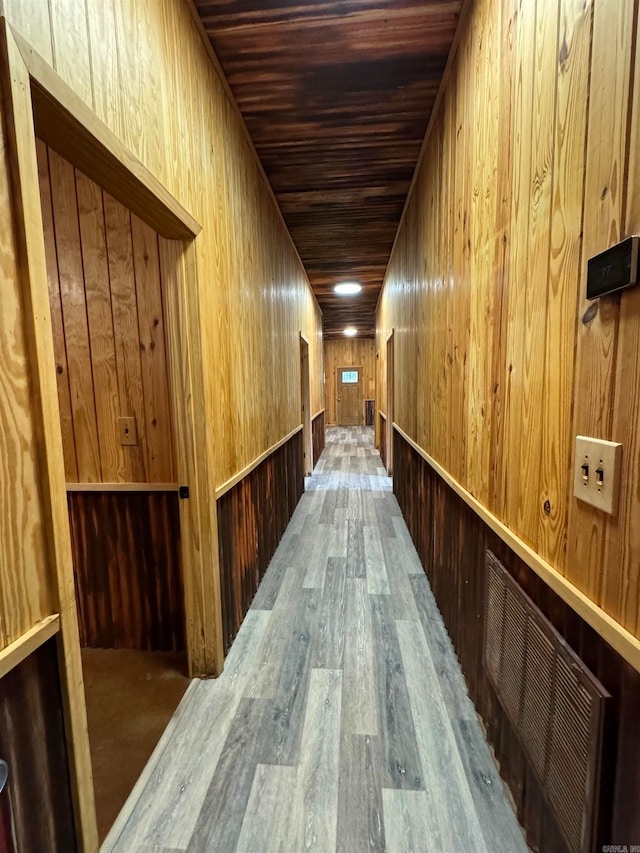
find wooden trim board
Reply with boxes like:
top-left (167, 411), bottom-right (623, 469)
top-left (215, 425), bottom-right (304, 500)
top-left (0, 614), bottom-right (59, 680)
top-left (312, 408), bottom-right (325, 420)
top-left (379, 411), bottom-right (387, 420)
top-left (9, 24), bottom-right (200, 241)
top-left (66, 483), bottom-right (179, 493)
top-left (393, 423), bottom-right (640, 674)
top-left (0, 20), bottom-right (98, 849)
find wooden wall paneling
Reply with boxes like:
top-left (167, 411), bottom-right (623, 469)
top-left (217, 430), bottom-right (304, 653)
top-left (311, 410), bottom-right (325, 469)
top-left (0, 638), bottom-right (77, 852)
top-left (488, 0), bottom-right (515, 517)
top-left (103, 192), bottom-right (148, 482)
top-left (131, 214), bottom-right (175, 482)
top-left (323, 338), bottom-right (375, 425)
top-left (538, 0), bottom-right (592, 571)
top-left (49, 0), bottom-right (93, 107)
top-left (449, 39), bottom-right (470, 487)
top-left (160, 237), bottom-right (224, 677)
top-left (608, 3), bottom-right (640, 633)
top-left (75, 166), bottom-right (126, 483)
top-left (3, 0), bottom-right (53, 64)
top-left (36, 139), bottom-right (78, 483)
top-left (393, 428), bottom-right (640, 847)
top-left (84, 0), bottom-right (123, 143)
top-left (566, 0), bottom-right (637, 614)
top-left (502, 0), bottom-right (535, 535)
top-left (520, 0), bottom-right (558, 547)
top-left (68, 491), bottom-right (184, 651)
top-left (0, 22), bottom-right (97, 846)
top-left (48, 147), bottom-right (102, 483)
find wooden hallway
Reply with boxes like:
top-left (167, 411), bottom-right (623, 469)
top-left (103, 427), bottom-right (527, 853)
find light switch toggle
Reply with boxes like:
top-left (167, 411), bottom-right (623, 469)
top-left (573, 436), bottom-right (622, 516)
top-left (118, 416), bottom-right (138, 446)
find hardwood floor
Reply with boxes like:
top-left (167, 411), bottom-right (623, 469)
top-left (103, 427), bottom-right (527, 852)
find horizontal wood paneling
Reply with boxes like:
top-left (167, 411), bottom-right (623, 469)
top-left (37, 139), bottom-right (175, 484)
top-left (68, 491), bottom-right (184, 651)
top-left (312, 410), bottom-right (325, 469)
top-left (0, 638), bottom-right (77, 852)
top-left (393, 427), bottom-right (640, 848)
top-left (217, 430), bottom-right (304, 653)
top-left (324, 338), bottom-right (376, 426)
top-left (377, 0), bottom-right (640, 642)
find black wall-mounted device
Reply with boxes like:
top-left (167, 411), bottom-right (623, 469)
top-left (586, 235), bottom-right (639, 300)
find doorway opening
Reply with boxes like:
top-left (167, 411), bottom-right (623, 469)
top-left (386, 332), bottom-right (394, 474)
top-left (337, 365), bottom-right (364, 426)
top-left (300, 333), bottom-right (312, 475)
top-left (37, 140), bottom-right (190, 841)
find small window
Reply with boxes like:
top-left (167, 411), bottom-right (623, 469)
top-left (342, 370), bottom-right (358, 384)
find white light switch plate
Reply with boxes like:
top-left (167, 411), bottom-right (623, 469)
top-left (573, 436), bottom-right (622, 515)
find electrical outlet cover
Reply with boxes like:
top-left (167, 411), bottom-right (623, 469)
top-left (573, 435), bottom-right (622, 516)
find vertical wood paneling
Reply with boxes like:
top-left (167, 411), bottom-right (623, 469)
top-left (68, 491), bottom-right (184, 651)
top-left (377, 0), bottom-right (640, 642)
top-left (0, 638), bottom-right (77, 851)
top-left (75, 168), bottom-right (126, 482)
top-left (40, 145), bottom-right (176, 484)
top-left (312, 410), bottom-right (325, 469)
top-left (217, 431), bottom-right (304, 653)
top-left (36, 140), bottom-right (78, 483)
top-left (49, 148), bottom-right (102, 482)
top-left (393, 428), bottom-right (640, 847)
top-left (324, 338), bottom-right (376, 426)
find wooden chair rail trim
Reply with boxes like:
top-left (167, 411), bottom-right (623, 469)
top-left (215, 425), bottom-right (304, 500)
top-left (8, 22), bottom-right (201, 241)
top-left (379, 410), bottom-right (387, 420)
top-left (311, 409), bottom-right (325, 421)
top-left (0, 614), bottom-right (60, 681)
top-left (65, 482), bottom-right (179, 493)
top-left (393, 422), bottom-right (640, 674)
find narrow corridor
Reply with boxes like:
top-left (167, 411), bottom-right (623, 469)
top-left (104, 428), bottom-right (527, 853)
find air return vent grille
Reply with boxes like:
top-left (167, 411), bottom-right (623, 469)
top-left (484, 551), bottom-right (609, 853)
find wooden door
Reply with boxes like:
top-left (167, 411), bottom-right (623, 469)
top-left (337, 366), bottom-right (363, 426)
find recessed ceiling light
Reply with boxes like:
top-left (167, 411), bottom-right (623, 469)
top-left (334, 281), bottom-right (362, 295)
top-left (343, 327), bottom-right (357, 337)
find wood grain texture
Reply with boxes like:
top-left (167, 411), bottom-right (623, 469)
top-left (376, 0), bottom-right (640, 643)
top-left (67, 490), bottom-right (185, 651)
top-left (39, 143), bottom-right (176, 484)
top-left (193, 0), bottom-right (462, 336)
top-left (0, 638), bottom-right (77, 852)
top-left (217, 429), bottom-right (304, 653)
top-left (393, 427), bottom-right (640, 847)
top-left (324, 337), bottom-right (376, 426)
top-left (106, 427), bottom-right (526, 852)
top-left (312, 409), bottom-right (325, 469)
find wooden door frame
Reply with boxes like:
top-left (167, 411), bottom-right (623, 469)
top-left (336, 364), bottom-right (364, 426)
top-left (300, 333), bottom-right (312, 475)
top-left (0, 20), bottom-right (223, 848)
top-left (386, 331), bottom-right (394, 474)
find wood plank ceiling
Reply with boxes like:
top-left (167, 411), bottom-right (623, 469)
top-left (193, 0), bottom-right (462, 337)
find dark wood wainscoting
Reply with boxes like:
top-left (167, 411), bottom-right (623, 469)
top-left (312, 410), bottom-right (325, 469)
top-left (68, 491), bottom-right (185, 651)
top-left (217, 430), bottom-right (304, 654)
top-left (0, 638), bottom-right (77, 852)
top-left (379, 413), bottom-right (387, 469)
top-left (393, 427), bottom-right (640, 851)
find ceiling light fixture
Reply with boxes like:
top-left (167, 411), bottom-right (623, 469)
top-left (334, 281), bottom-right (362, 295)
top-left (343, 327), bottom-right (357, 337)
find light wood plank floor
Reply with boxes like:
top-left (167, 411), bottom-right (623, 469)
top-left (104, 427), bottom-right (528, 853)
